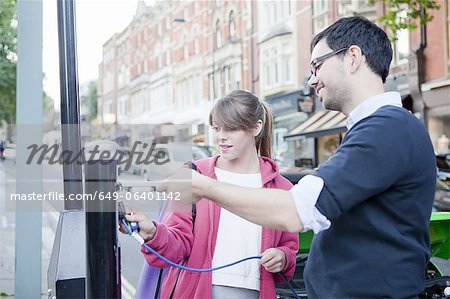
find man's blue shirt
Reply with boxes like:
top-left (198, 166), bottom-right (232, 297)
top-left (305, 106), bottom-right (436, 298)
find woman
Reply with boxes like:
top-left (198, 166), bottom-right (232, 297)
top-left (123, 90), bottom-right (298, 298)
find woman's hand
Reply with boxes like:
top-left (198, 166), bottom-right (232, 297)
top-left (260, 248), bottom-right (286, 273)
top-left (118, 205), bottom-right (156, 242)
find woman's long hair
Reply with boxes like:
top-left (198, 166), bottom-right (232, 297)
top-left (209, 90), bottom-right (273, 158)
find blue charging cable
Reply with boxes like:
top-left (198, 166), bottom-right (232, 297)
top-left (121, 218), bottom-right (300, 298)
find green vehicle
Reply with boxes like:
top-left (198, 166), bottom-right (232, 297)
top-left (275, 212), bottom-right (450, 298)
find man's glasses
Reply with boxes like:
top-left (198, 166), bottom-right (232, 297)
top-left (310, 47), bottom-right (348, 77)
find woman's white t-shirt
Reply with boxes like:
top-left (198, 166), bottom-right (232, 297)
top-left (211, 167), bottom-right (263, 291)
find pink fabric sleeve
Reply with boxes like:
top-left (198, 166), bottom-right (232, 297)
top-left (140, 211), bottom-right (194, 268)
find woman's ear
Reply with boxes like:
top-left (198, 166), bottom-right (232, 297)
top-left (253, 120), bottom-right (263, 137)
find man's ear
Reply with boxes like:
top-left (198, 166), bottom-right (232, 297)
top-left (253, 120), bottom-right (263, 137)
top-left (348, 45), bottom-right (364, 73)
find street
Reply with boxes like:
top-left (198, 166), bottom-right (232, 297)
top-left (0, 159), bottom-right (161, 298)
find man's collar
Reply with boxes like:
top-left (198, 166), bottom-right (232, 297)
top-left (346, 92), bottom-right (403, 130)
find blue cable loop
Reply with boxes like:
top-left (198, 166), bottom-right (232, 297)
top-left (277, 270), bottom-right (300, 299)
top-left (121, 218), bottom-right (299, 298)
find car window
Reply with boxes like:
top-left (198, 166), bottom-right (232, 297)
top-left (153, 148), bottom-right (170, 162)
top-left (171, 146), bottom-right (193, 162)
top-left (437, 155), bottom-right (450, 172)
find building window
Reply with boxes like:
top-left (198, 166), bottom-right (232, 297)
top-left (208, 73), bottom-right (215, 101)
top-left (337, 0), bottom-right (353, 17)
top-left (261, 42), bottom-right (293, 90)
top-left (224, 66), bottom-right (230, 93)
top-left (272, 48), bottom-right (279, 85)
top-left (264, 64), bottom-right (270, 87)
top-left (229, 11), bottom-right (236, 39)
top-left (272, 2), bottom-right (278, 25)
top-left (216, 69), bottom-right (222, 98)
top-left (216, 19), bottom-right (222, 48)
top-left (313, 0), bottom-right (328, 34)
top-left (166, 17), bottom-right (171, 30)
top-left (273, 127), bottom-right (289, 156)
top-left (282, 0), bottom-right (291, 17)
top-left (393, 11), bottom-right (409, 65)
top-left (183, 34), bottom-right (189, 60)
top-left (103, 100), bottom-right (113, 120)
top-left (155, 43), bottom-right (162, 68)
top-left (166, 51), bottom-right (171, 65)
top-left (194, 73), bottom-right (202, 103)
top-left (282, 43), bottom-right (292, 83)
top-left (121, 100), bottom-right (128, 116)
top-left (262, 1), bottom-right (291, 30)
top-left (157, 22), bottom-right (162, 36)
top-left (184, 43), bottom-right (189, 60)
top-left (262, 50), bottom-right (271, 88)
top-left (233, 63), bottom-right (241, 89)
top-left (283, 57), bottom-right (291, 83)
top-left (194, 37), bottom-right (199, 55)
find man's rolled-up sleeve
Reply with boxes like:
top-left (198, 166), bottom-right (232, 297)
top-left (290, 175), bottom-right (331, 234)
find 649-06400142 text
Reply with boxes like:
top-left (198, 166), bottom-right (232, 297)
top-left (9, 191), bottom-right (182, 201)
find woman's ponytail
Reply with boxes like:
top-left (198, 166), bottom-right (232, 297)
top-left (256, 101), bottom-right (273, 158)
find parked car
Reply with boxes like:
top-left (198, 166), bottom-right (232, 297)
top-left (117, 148), bottom-right (141, 176)
top-left (138, 143), bottom-right (210, 181)
top-left (435, 152), bottom-right (450, 211)
top-left (4, 143), bottom-right (16, 162)
top-left (437, 152), bottom-right (450, 181)
top-left (192, 144), bottom-right (212, 160)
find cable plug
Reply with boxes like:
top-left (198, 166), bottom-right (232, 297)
top-left (131, 231), bottom-right (144, 245)
top-left (130, 221), bottom-right (139, 232)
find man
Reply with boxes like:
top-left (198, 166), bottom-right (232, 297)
top-left (164, 17), bottom-right (436, 298)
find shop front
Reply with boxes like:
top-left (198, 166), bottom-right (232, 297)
top-left (266, 89), bottom-right (313, 167)
top-left (284, 110), bottom-right (347, 168)
top-left (422, 79), bottom-right (450, 153)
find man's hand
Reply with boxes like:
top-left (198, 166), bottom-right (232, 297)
top-left (118, 205), bottom-right (156, 242)
top-left (156, 168), bottom-right (214, 205)
top-left (260, 248), bottom-right (286, 273)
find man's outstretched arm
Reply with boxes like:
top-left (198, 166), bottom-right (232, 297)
top-left (193, 173), bottom-right (303, 232)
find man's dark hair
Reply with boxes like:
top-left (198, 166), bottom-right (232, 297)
top-left (311, 16), bottom-right (392, 83)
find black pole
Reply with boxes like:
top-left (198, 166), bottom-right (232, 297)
top-left (85, 160), bottom-right (120, 299)
top-left (57, 0), bottom-right (83, 210)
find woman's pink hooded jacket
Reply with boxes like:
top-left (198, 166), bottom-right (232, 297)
top-left (141, 155), bottom-right (299, 298)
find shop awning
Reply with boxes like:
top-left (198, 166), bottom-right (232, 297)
top-left (284, 110), bottom-right (347, 141)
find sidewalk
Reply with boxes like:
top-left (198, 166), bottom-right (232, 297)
top-left (0, 161), bottom-right (16, 298)
top-left (0, 212), bottom-right (15, 298)
top-left (0, 161), bottom-right (140, 298)
top-left (0, 161), bottom-right (57, 298)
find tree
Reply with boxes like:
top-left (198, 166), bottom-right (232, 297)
top-left (371, 0), bottom-right (440, 41)
top-left (0, 0), bottom-right (17, 126)
top-left (85, 81), bottom-right (98, 122)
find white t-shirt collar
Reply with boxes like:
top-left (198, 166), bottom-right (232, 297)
top-left (346, 91), bottom-right (403, 130)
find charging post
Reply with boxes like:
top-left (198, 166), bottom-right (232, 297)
top-left (47, 0), bottom-right (86, 297)
top-left (84, 141), bottom-right (122, 299)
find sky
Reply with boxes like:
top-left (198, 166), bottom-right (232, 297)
top-left (42, 0), bottom-right (154, 108)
